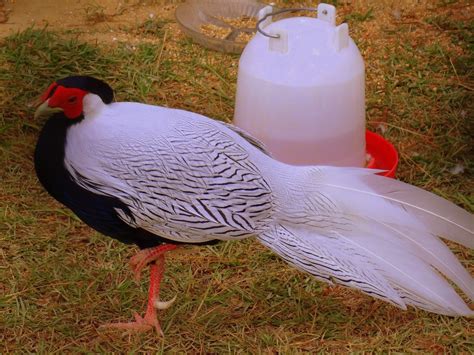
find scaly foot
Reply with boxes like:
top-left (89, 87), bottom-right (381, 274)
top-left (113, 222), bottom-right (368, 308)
top-left (101, 310), bottom-right (163, 335)
top-left (101, 246), bottom-right (178, 335)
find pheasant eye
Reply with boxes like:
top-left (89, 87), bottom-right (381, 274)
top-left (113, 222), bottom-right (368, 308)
top-left (68, 96), bottom-right (77, 103)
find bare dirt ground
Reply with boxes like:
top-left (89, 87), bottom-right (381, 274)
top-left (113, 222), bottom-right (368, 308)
top-left (0, 0), bottom-right (178, 41)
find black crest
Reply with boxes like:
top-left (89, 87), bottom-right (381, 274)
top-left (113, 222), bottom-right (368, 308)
top-left (56, 76), bottom-right (114, 104)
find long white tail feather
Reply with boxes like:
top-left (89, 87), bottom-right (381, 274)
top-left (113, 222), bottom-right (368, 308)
top-left (331, 231), bottom-right (472, 316)
top-left (259, 224), bottom-right (473, 316)
top-left (311, 167), bottom-right (474, 247)
top-left (259, 166), bottom-right (473, 316)
top-left (392, 285), bottom-right (468, 316)
top-left (380, 222), bottom-right (474, 300)
top-left (345, 216), bottom-right (474, 301)
top-left (259, 225), bottom-right (406, 308)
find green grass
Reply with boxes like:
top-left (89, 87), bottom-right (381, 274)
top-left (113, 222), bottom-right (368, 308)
top-left (344, 8), bottom-right (374, 23)
top-left (1, 0), bottom-right (473, 352)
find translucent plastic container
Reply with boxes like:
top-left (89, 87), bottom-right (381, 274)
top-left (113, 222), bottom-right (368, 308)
top-left (234, 3), bottom-right (366, 166)
top-left (175, 0), bottom-right (266, 54)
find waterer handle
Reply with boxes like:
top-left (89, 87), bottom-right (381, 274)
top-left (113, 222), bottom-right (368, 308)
top-left (256, 8), bottom-right (317, 39)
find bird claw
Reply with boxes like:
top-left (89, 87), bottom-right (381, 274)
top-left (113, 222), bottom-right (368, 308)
top-left (154, 294), bottom-right (177, 310)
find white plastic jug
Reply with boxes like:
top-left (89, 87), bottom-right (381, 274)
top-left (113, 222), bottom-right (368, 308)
top-left (234, 3), bottom-right (366, 166)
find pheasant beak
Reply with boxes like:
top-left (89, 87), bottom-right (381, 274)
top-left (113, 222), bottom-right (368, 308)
top-left (29, 95), bottom-right (43, 108)
top-left (34, 100), bottom-right (64, 120)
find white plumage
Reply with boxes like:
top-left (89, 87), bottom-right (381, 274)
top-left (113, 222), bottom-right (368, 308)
top-left (64, 93), bottom-right (473, 316)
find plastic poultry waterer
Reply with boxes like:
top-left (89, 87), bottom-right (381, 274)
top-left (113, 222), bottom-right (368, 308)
top-left (234, 3), bottom-right (399, 174)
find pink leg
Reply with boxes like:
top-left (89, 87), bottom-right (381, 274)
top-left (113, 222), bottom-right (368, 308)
top-left (101, 244), bottom-right (177, 335)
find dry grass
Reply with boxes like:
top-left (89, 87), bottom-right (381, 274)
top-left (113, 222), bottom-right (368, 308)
top-left (1, 0), bottom-right (473, 352)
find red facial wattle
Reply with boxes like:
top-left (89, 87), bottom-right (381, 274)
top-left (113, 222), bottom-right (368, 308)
top-left (44, 85), bottom-right (88, 119)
